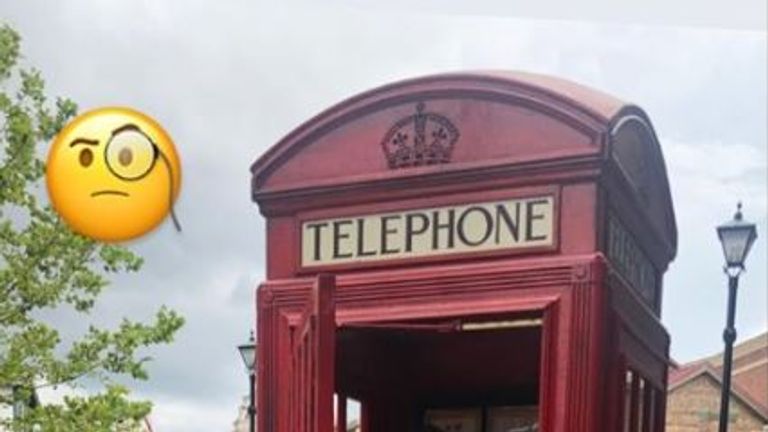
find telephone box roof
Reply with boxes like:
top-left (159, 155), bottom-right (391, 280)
top-left (250, 71), bottom-right (676, 257)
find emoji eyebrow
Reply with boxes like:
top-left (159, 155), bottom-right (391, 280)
top-left (111, 123), bottom-right (140, 136)
top-left (69, 138), bottom-right (99, 147)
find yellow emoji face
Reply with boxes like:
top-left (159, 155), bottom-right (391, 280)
top-left (46, 107), bottom-right (181, 242)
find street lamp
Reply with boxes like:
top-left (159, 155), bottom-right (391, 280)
top-left (715, 202), bottom-right (758, 432)
top-left (238, 331), bottom-right (257, 432)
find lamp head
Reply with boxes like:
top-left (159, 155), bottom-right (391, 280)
top-left (237, 330), bottom-right (257, 372)
top-left (717, 202), bottom-right (758, 272)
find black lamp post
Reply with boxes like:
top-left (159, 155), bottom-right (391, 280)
top-left (238, 331), bottom-right (257, 432)
top-left (715, 202), bottom-right (758, 432)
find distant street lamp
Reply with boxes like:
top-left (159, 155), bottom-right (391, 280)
top-left (238, 331), bottom-right (257, 432)
top-left (715, 202), bottom-right (758, 432)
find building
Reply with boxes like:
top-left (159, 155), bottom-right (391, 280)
top-left (2, 386), bottom-right (154, 432)
top-left (232, 396), bottom-right (250, 432)
top-left (0, 386), bottom-right (39, 431)
top-left (667, 332), bottom-right (768, 431)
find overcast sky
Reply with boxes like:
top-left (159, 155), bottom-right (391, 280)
top-left (2, 1), bottom-right (766, 431)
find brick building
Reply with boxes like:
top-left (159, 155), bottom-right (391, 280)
top-left (232, 396), bottom-right (250, 432)
top-left (667, 332), bottom-right (768, 431)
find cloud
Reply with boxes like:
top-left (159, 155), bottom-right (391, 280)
top-left (664, 138), bottom-right (767, 219)
top-left (661, 136), bottom-right (767, 361)
top-left (1, 1), bottom-right (766, 430)
top-left (141, 394), bottom-right (240, 432)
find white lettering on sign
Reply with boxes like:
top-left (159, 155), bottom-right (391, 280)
top-left (301, 196), bottom-right (555, 267)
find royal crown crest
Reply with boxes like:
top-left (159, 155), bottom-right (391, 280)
top-left (381, 102), bottom-right (460, 169)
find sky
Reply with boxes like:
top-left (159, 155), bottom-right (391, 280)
top-left (1, 1), bottom-right (766, 431)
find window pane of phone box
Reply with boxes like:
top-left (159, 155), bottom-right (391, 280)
top-left (425, 409), bottom-right (482, 432)
top-left (487, 406), bottom-right (538, 432)
top-left (424, 406), bottom-right (539, 432)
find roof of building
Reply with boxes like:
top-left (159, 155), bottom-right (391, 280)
top-left (704, 332), bottom-right (768, 368)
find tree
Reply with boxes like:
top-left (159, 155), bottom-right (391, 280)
top-left (0, 24), bottom-right (185, 431)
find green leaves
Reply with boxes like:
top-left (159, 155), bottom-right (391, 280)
top-left (12, 385), bottom-right (153, 432)
top-left (0, 23), bottom-right (185, 430)
top-left (0, 25), bottom-right (19, 80)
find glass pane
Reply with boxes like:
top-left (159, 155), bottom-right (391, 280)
top-left (647, 388), bottom-right (656, 432)
top-left (624, 370), bottom-right (634, 432)
top-left (424, 408), bottom-right (482, 432)
top-left (487, 406), bottom-right (539, 432)
top-left (637, 378), bottom-right (645, 432)
top-left (346, 398), bottom-right (361, 432)
top-left (721, 228), bottom-right (751, 265)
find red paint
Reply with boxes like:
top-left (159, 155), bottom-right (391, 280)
top-left (251, 72), bottom-right (676, 432)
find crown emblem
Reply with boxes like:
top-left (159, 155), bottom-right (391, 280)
top-left (381, 102), bottom-right (460, 169)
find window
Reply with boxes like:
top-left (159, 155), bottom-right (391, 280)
top-left (622, 369), bottom-right (662, 432)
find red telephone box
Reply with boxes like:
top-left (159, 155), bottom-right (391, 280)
top-left (250, 72), bottom-right (677, 432)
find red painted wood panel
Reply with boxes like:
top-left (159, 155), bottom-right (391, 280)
top-left (252, 72), bottom-right (676, 432)
top-left (289, 274), bottom-right (336, 432)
